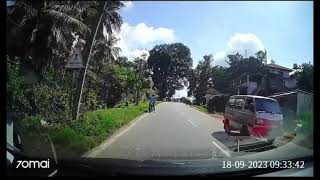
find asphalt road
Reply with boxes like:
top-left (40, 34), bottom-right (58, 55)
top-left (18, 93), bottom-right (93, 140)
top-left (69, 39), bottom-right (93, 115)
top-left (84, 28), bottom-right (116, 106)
top-left (85, 102), bottom-right (244, 160)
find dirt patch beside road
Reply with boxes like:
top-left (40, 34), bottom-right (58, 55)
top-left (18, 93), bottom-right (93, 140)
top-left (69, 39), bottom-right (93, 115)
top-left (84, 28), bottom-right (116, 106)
top-left (209, 113), bottom-right (224, 121)
top-left (191, 105), bottom-right (224, 120)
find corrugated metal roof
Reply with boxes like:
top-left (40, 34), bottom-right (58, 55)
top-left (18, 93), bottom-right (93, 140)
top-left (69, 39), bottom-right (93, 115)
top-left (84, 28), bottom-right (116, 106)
top-left (265, 64), bottom-right (293, 72)
top-left (230, 95), bottom-right (277, 100)
top-left (268, 89), bottom-right (313, 97)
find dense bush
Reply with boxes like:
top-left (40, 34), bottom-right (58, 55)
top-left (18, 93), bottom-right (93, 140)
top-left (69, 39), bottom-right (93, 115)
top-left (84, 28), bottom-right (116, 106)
top-left (179, 97), bottom-right (192, 105)
top-left (207, 95), bottom-right (229, 113)
top-left (15, 102), bottom-right (151, 157)
top-left (299, 112), bottom-right (313, 134)
top-left (7, 56), bottom-right (75, 122)
top-left (25, 84), bottom-right (71, 121)
top-left (51, 102), bottom-right (149, 156)
top-left (7, 56), bottom-right (27, 117)
top-left (81, 89), bottom-right (98, 112)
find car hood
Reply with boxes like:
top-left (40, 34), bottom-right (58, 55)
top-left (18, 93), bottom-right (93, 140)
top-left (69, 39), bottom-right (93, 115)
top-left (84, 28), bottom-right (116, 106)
top-left (55, 138), bottom-right (312, 176)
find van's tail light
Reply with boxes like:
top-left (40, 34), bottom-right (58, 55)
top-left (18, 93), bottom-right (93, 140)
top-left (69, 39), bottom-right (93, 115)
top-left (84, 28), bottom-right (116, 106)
top-left (253, 118), bottom-right (272, 138)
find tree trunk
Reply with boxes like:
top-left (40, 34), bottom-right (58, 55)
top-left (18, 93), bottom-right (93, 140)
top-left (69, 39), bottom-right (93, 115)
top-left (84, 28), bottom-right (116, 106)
top-left (135, 90), bottom-right (139, 105)
top-left (72, 2), bottom-right (107, 120)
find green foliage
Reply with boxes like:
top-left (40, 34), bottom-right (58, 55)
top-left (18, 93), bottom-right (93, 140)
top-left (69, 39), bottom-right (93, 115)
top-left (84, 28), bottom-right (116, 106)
top-left (16, 115), bottom-right (43, 133)
top-left (192, 54), bottom-right (214, 103)
top-left (226, 53), bottom-right (263, 80)
top-left (148, 43), bottom-right (193, 100)
top-left (296, 63), bottom-right (313, 93)
top-left (81, 89), bottom-right (98, 112)
top-left (7, 1), bottom-right (156, 156)
top-left (17, 102), bottom-right (151, 157)
top-left (50, 102), bottom-right (149, 156)
top-left (7, 59), bottom-right (73, 121)
top-left (7, 56), bottom-right (26, 114)
top-left (179, 97), bottom-right (192, 105)
top-left (270, 59), bottom-right (276, 64)
top-left (22, 82), bottom-right (71, 121)
top-left (188, 51), bottom-right (263, 102)
top-left (7, 56), bottom-right (23, 98)
top-left (194, 105), bottom-right (208, 113)
top-left (299, 112), bottom-right (313, 133)
top-left (207, 95), bottom-right (229, 113)
top-left (255, 50), bottom-right (267, 64)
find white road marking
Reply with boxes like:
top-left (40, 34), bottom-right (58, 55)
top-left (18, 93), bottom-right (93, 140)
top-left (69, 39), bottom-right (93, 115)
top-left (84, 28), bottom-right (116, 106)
top-left (187, 119), bottom-right (198, 127)
top-left (48, 169), bottom-right (58, 177)
top-left (211, 141), bottom-right (231, 157)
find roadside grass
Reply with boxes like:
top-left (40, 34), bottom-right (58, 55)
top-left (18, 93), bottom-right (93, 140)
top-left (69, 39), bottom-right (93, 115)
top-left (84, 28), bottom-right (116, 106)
top-left (17, 101), bottom-right (161, 157)
top-left (193, 105), bottom-right (208, 113)
top-left (191, 105), bottom-right (224, 121)
top-left (193, 105), bottom-right (224, 115)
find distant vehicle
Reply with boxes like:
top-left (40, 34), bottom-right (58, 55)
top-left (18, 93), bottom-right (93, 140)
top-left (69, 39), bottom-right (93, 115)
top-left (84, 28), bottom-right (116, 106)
top-left (223, 95), bottom-right (283, 138)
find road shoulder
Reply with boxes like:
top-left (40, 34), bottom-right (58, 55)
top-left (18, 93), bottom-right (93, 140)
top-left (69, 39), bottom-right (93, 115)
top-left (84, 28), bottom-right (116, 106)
top-left (82, 113), bottom-right (149, 157)
top-left (82, 102), bottom-right (162, 158)
top-left (190, 105), bottom-right (224, 121)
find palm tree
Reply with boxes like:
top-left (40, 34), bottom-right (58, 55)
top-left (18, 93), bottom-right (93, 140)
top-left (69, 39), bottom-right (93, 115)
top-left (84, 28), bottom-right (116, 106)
top-left (92, 32), bottom-right (121, 67)
top-left (7, 1), bottom-right (96, 73)
top-left (72, 1), bottom-right (124, 120)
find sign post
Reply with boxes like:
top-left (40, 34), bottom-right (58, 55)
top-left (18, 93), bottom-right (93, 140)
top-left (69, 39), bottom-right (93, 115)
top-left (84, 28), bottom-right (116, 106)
top-left (65, 48), bottom-right (84, 117)
top-left (65, 48), bottom-right (84, 69)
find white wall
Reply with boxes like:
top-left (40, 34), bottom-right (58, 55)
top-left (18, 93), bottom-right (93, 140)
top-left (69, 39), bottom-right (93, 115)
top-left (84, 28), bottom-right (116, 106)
top-left (284, 78), bottom-right (297, 89)
top-left (240, 81), bottom-right (257, 94)
top-left (283, 71), bottom-right (290, 78)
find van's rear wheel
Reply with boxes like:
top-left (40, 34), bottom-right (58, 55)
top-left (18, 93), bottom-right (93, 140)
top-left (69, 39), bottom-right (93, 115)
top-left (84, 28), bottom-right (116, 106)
top-left (240, 125), bottom-right (250, 136)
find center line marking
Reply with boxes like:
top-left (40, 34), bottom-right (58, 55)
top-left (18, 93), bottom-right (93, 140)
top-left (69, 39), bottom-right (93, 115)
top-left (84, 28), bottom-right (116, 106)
top-left (211, 141), bottom-right (231, 157)
top-left (187, 119), bottom-right (198, 127)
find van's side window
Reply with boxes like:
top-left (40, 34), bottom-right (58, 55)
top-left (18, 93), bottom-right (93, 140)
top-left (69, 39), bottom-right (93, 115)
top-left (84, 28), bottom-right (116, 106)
top-left (227, 97), bottom-right (235, 108)
top-left (245, 97), bottom-right (254, 112)
top-left (235, 98), bottom-right (244, 110)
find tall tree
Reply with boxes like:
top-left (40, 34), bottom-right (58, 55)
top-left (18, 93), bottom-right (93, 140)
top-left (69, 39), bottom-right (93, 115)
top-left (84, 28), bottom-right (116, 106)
top-left (255, 50), bottom-right (267, 64)
top-left (270, 59), bottom-right (276, 64)
top-left (296, 62), bottom-right (313, 93)
top-left (147, 43), bottom-right (193, 100)
top-left (187, 68), bottom-right (199, 97)
top-left (225, 52), bottom-right (262, 80)
top-left (133, 55), bottom-right (151, 105)
top-left (193, 54), bottom-right (214, 104)
top-left (211, 65), bottom-right (228, 92)
top-left (91, 33), bottom-right (121, 67)
top-left (7, 1), bottom-right (94, 74)
top-left (72, 1), bottom-right (124, 120)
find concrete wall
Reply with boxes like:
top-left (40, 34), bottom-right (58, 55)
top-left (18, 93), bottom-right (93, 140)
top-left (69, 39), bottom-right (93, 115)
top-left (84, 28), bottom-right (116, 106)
top-left (284, 78), bottom-right (297, 89)
top-left (283, 71), bottom-right (289, 78)
top-left (240, 81), bottom-right (257, 94)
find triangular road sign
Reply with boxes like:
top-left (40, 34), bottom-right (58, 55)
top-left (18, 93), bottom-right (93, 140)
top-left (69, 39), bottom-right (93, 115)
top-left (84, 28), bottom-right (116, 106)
top-left (65, 48), bottom-right (84, 69)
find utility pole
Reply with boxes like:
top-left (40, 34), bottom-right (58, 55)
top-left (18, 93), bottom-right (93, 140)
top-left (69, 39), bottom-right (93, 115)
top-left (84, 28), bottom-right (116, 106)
top-left (72, 1), bottom-right (107, 120)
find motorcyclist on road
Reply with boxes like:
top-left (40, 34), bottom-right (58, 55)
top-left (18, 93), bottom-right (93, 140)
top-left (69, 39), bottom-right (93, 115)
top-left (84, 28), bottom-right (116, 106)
top-left (148, 95), bottom-right (156, 112)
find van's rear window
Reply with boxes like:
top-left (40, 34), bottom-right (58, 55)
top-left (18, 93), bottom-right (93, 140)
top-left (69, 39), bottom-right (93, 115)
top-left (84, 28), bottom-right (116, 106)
top-left (255, 98), bottom-right (281, 114)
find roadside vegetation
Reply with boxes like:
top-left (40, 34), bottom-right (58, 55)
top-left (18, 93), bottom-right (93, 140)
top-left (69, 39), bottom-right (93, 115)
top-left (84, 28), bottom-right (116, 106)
top-left (7, 1), bottom-right (158, 155)
top-left (16, 102), bottom-right (157, 157)
top-left (193, 105), bottom-right (208, 113)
